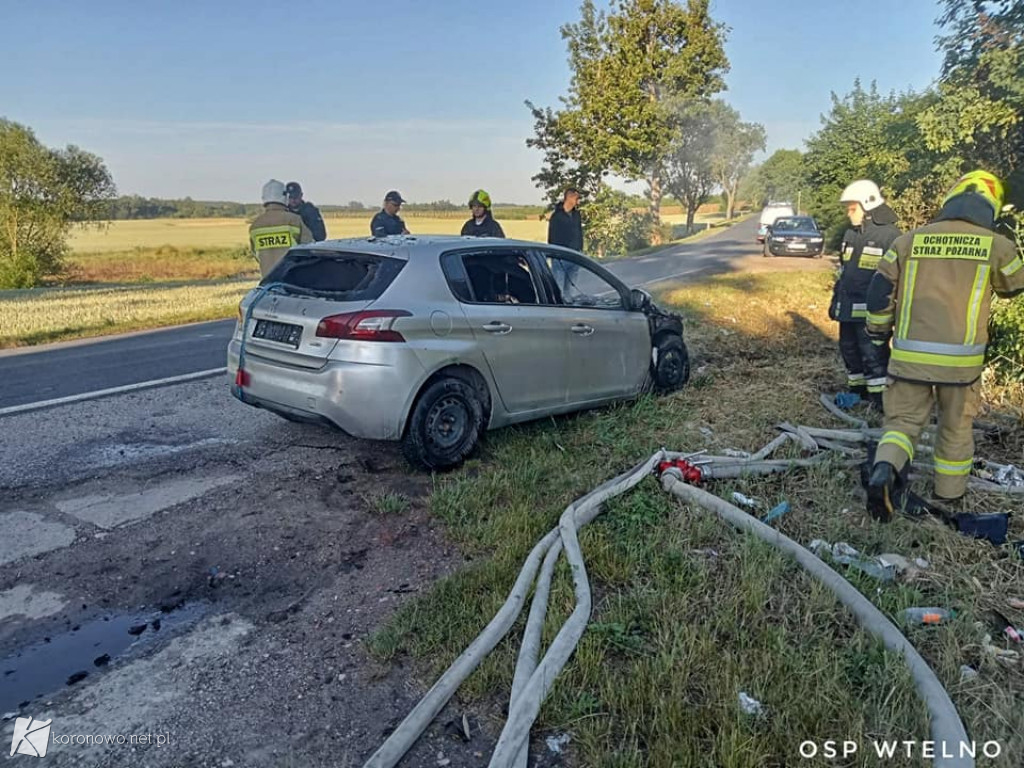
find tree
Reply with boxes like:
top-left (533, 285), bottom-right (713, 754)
top-left (663, 99), bottom-right (715, 232)
top-left (582, 183), bottom-right (652, 258)
top-left (746, 149), bottom-right (806, 209)
top-left (921, 0), bottom-right (1024, 203)
top-left (528, 0), bottom-right (729, 243)
top-left (0, 119), bottom-right (115, 288)
top-left (707, 101), bottom-right (765, 220)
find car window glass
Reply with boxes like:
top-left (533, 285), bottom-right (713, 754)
top-left (460, 252), bottom-right (539, 305)
top-left (544, 254), bottom-right (624, 309)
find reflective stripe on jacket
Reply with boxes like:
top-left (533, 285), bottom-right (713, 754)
top-left (866, 219), bottom-right (1024, 384)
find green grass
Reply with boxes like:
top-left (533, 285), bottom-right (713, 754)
top-left (0, 278), bottom-right (253, 347)
top-left (368, 271), bottom-right (1024, 766)
top-left (365, 491), bottom-right (412, 516)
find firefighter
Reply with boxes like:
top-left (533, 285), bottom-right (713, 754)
top-left (865, 170), bottom-right (1024, 521)
top-left (249, 179), bottom-right (314, 277)
top-left (460, 189), bottom-right (505, 238)
top-left (830, 180), bottom-right (902, 408)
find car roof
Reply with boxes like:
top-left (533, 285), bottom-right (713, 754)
top-left (297, 235), bottom-right (579, 260)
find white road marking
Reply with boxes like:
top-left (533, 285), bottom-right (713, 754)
top-left (0, 368), bottom-right (227, 418)
top-left (637, 267), bottom-right (702, 287)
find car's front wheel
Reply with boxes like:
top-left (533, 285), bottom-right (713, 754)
top-left (402, 377), bottom-right (484, 471)
top-left (763, 243), bottom-right (771, 257)
top-left (650, 334), bottom-right (691, 393)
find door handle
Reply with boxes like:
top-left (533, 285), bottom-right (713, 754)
top-left (483, 321), bottom-right (512, 335)
top-left (571, 324), bottom-right (595, 336)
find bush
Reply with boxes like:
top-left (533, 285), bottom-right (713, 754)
top-left (989, 297), bottom-right (1024, 382)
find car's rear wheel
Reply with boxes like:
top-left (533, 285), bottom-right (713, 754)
top-left (649, 334), bottom-right (690, 393)
top-left (402, 377), bottom-right (483, 471)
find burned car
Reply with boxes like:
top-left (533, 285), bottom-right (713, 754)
top-left (227, 236), bottom-right (689, 469)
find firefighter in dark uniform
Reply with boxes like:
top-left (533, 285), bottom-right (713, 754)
top-left (460, 189), bottom-right (505, 238)
top-left (830, 180), bottom-right (902, 408)
top-left (865, 170), bottom-right (1024, 521)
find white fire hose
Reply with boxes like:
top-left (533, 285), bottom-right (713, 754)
top-left (362, 442), bottom-right (974, 768)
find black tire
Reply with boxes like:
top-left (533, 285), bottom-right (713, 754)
top-left (401, 377), bottom-right (484, 471)
top-left (650, 335), bottom-right (690, 393)
top-left (763, 243), bottom-right (771, 257)
top-left (813, 250), bottom-right (823, 259)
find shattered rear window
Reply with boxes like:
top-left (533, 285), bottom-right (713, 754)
top-left (262, 250), bottom-right (405, 300)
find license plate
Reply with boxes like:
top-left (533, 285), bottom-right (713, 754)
top-left (789, 242), bottom-right (807, 249)
top-left (252, 319), bottom-right (302, 348)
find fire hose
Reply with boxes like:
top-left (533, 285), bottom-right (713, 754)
top-left (361, 441), bottom-right (974, 768)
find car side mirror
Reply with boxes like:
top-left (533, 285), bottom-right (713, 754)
top-left (631, 288), bottom-right (651, 311)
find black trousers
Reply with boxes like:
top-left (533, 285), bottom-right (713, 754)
top-left (839, 322), bottom-right (889, 393)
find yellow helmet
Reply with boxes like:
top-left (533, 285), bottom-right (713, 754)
top-left (942, 170), bottom-right (1005, 216)
top-left (469, 189), bottom-right (492, 209)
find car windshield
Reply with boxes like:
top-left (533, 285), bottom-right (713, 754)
top-left (772, 217), bottom-right (817, 232)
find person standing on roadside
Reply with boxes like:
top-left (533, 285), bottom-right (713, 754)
top-left (249, 179), bottom-right (313, 277)
top-left (547, 186), bottom-right (584, 289)
top-left (864, 170), bottom-right (1024, 522)
top-left (460, 189), bottom-right (505, 238)
top-left (285, 181), bottom-right (327, 241)
top-left (370, 190), bottom-right (410, 237)
top-left (830, 180), bottom-right (902, 409)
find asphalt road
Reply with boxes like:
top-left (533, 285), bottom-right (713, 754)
top-left (0, 217), bottom-right (760, 410)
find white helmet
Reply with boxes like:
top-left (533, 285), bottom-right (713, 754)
top-left (261, 179), bottom-right (287, 205)
top-left (839, 179), bottom-right (884, 211)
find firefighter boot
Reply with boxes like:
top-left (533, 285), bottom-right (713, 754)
top-left (867, 462), bottom-right (898, 523)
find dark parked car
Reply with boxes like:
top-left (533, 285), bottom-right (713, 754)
top-left (763, 216), bottom-right (824, 258)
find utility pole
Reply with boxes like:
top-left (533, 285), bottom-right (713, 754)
top-left (797, 190), bottom-right (802, 215)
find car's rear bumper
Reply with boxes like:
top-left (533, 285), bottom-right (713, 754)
top-left (227, 340), bottom-right (424, 440)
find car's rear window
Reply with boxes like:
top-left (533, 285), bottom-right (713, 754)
top-left (261, 250), bottom-right (405, 300)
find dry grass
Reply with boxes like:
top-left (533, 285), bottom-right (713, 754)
top-left (370, 270), bottom-right (1024, 766)
top-left (65, 246), bottom-right (258, 284)
top-left (0, 279), bottom-right (254, 347)
top-left (68, 212), bottom-right (724, 255)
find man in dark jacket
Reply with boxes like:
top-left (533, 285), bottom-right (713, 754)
top-left (548, 187), bottom-right (584, 290)
top-left (370, 190), bottom-right (410, 237)
top-left (285, 182), bottom-right (327, 242)
top-left (461, 189), bottom-right (505, 238)
top-left (830, 180), bottom-right (902, 409)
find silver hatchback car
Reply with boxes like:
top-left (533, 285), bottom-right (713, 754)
top-left (227, 236), bottom-right (689, 469)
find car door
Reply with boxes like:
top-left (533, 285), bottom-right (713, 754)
top-left (441, 248), bottom-right (569, 415)
top-left (534, 249), bottom-right (650, 403)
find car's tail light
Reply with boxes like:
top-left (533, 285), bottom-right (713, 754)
top-left (235, 369), bottom-right (251, 387)
top-left (316, 310), bottom-right (412, 342)
top-left (237, 301), bottom-right (245, 325)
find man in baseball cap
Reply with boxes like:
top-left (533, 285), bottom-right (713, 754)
top-left (284, 181), bottom-right (327, 241)
top-left (371, 190), bottom-right (410, 237)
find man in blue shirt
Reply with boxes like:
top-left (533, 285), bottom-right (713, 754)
top-left (370, 190), bottom-right (410, 237)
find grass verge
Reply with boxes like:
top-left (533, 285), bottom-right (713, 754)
top-left (369, 271), bottom-right (1024, 766)
top-left (0, 278), bottom-right (254, 347)
top-left (64, 246), bottom-right (258, 284)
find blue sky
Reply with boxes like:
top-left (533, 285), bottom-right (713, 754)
top-left (2, 0), bottom-right (945, 204)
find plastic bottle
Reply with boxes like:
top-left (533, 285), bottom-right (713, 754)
top-left (902, 607), bottom-right (954, 625)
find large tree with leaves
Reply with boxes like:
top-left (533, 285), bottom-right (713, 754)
top-left (1, 119), bottom-right (115, 288)
top-left (528, 0), bottom-right (729, 243)
top-left (745, 149), bottom-right (806, 209)
top-left (663, 100), bottom-right (716, 233)
top-left (706, 101), bottom-right (765, 220)
top-left (920, 0), bottom-right (1024, 204)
